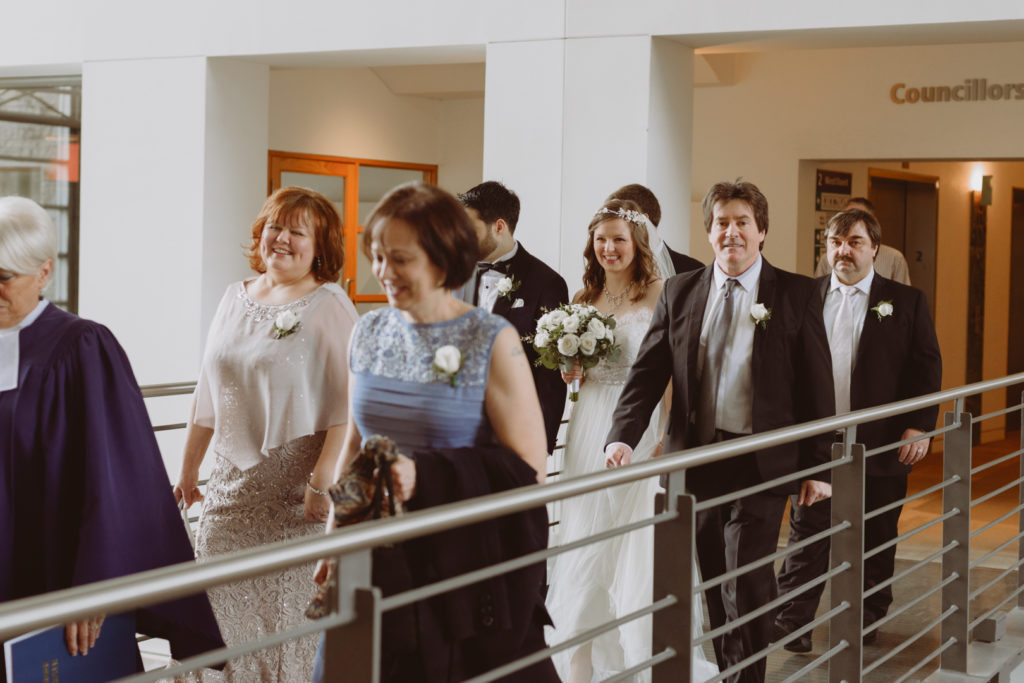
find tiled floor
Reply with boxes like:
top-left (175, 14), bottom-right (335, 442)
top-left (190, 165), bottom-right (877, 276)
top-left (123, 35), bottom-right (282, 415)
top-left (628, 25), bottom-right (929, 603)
top-left (763, 430), bottom-right (1024, 682)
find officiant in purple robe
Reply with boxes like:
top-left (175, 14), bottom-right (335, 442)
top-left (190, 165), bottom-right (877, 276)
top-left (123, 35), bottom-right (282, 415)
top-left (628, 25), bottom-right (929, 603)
top-left (0, 196), bottom-right (223, 679)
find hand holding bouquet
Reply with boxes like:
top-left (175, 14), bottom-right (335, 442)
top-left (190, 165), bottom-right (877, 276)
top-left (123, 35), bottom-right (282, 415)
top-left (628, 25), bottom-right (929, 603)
top-left (525, 303), bottom-right (620, 401)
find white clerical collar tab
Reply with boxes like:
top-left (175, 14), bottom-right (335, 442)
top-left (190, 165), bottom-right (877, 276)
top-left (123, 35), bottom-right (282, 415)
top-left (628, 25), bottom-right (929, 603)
top-left (0, 299), bottom-right (49, 392)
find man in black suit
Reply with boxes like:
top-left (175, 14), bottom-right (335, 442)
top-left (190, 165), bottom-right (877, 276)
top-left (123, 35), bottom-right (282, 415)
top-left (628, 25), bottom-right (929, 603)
top-left (773, 208), bottom-right (941, 651)
top-left (458, 181), bottom-right (569, 453)
top-left (607, 183), bottom-right (704, 274)
top-left (605, 179), bottom-right (833, 682)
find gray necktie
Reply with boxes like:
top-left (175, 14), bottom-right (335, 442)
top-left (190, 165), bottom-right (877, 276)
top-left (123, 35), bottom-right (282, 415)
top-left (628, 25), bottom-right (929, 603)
top-left (698, 278), bottom-right (737, 444)
top-left (831, 286), bottom-right (857, 414)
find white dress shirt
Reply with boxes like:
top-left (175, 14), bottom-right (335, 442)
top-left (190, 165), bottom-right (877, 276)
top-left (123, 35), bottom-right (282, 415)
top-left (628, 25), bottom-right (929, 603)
top-left (1, 299), bottom-right (49, 392)
top-left (823, 269), bottom-right (873, 369)
top-left (697, 256), bottom-right (762, 435)
top-left (478, 241), bottom-right (519, 312)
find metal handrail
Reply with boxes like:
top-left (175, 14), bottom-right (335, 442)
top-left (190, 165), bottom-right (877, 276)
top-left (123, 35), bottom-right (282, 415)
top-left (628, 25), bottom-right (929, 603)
top-left (2, 372), bottom-right (1023, 667)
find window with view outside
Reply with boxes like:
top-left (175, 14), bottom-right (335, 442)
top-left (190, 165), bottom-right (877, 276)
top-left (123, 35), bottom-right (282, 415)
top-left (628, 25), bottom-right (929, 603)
top-left (0, 77), bottom-right (81, 312)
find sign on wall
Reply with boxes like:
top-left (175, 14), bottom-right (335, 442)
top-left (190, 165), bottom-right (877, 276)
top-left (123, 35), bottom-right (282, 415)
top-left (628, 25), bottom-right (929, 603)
top-left (814, 169), bottom-right (852, 267)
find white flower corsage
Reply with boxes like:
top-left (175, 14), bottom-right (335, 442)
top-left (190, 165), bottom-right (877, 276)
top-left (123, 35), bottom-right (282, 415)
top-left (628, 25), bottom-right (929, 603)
top-left (433, 345), bottom-right (464, 387)
top-left (750, 302), bottom-right (771, 330)
top-left (871, 300), bottom-right (894, 321)
top-left (272, 310), bottom-right (301, 339)
top-left (496, 275), bottom-right (521, 301)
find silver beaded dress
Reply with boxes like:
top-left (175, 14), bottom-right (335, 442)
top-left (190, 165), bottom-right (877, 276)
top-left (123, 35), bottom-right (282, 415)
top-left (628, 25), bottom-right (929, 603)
top-left (189, 280), bottom-right (357, 682)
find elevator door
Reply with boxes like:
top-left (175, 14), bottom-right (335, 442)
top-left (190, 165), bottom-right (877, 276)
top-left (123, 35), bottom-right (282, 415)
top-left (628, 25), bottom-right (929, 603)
top-left (1008, 188), bottom-right (1024, 433)
top-left (869, 174), bottom-right (938, 318)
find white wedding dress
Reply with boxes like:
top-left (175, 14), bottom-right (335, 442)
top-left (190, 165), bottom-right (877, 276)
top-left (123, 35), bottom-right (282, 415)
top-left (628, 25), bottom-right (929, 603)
top-left (546, 309), bottom-right (718, 683)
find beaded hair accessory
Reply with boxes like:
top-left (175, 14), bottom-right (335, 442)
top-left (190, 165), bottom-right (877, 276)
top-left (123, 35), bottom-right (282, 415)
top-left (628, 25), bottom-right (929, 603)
top-left (597, 206), bottom-right (646, 227)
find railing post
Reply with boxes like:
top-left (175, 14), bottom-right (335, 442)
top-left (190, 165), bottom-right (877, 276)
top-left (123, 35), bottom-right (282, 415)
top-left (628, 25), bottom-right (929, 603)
top-left (941, 410), bottom-right (972, 673)
top-left (829, 435), bottom-right (864, 683)
top-left (1019, 392), bottom-right (1024, 610)
top-left (653, 469), bottom-right (694, 683)
top-left (321, 549), bottom-right (380, 682)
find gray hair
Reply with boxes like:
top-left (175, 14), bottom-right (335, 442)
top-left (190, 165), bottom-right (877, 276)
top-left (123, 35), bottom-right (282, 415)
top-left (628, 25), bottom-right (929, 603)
top-left (0, 196), bottom-right (59, 274)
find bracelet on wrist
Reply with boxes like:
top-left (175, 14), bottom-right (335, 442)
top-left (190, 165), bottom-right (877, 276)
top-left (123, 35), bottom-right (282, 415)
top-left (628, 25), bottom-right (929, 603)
top-left (307, 476), bottom-right (330, 497)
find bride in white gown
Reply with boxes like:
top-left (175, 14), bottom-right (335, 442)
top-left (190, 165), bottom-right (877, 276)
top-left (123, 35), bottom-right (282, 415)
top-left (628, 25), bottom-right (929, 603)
top-left (545, 200), bottom-right (717, 682)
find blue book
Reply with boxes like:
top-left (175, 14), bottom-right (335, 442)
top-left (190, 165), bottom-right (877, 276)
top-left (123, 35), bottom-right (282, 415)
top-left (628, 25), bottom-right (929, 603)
top-left (4, 613), bottom-right (138, 682)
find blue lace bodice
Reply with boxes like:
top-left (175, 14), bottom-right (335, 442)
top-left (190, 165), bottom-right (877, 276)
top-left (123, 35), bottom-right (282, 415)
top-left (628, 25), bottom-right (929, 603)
top-left (349, 306), bottom-right (509, 455)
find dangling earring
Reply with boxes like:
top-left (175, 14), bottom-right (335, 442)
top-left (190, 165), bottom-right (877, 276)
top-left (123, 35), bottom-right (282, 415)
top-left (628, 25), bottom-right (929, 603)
top-left (314, 256), bottom-right (322, 270)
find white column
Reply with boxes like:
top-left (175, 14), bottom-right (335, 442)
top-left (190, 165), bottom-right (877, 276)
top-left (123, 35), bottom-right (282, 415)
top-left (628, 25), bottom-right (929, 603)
top-left (482, 36), bottom-right (695, 291)
top-left (79, 57), bottom-right (268, 386)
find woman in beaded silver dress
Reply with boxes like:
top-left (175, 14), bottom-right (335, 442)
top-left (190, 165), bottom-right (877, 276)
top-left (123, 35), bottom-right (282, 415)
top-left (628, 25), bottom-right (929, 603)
top-left (174, 187), bottom-right (358, 682)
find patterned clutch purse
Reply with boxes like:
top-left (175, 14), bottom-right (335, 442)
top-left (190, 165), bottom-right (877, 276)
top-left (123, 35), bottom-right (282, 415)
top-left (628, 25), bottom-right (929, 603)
top-left (305, 434), bottom-right (403, 619)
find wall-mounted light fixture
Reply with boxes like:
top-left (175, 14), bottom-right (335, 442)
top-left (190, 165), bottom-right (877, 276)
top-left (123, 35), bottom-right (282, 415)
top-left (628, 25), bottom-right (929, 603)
top-left (981, 174), bottom-right (993, 206)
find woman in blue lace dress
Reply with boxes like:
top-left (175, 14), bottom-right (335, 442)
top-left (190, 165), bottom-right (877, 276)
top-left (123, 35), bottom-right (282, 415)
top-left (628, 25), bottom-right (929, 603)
top-left (312, 182), bottom-right (557, 683)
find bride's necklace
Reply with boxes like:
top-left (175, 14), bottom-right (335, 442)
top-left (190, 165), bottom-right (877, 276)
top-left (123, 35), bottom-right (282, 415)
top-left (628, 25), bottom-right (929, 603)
top-left (604, 282), bottom-right (631, 309)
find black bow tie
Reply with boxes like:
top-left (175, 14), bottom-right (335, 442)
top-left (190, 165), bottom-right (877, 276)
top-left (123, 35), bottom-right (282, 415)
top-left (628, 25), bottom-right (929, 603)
top-left (477, 261), bottom-right (510, 275)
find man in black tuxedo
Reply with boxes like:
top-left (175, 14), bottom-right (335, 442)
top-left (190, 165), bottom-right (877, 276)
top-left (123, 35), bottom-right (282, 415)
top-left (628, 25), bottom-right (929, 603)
top-left (607, 183), bottom-right (704, 274)
top-left (457, 181), bottom-right (569, 453)
top-left (773, 208), bottom-right (941, 651)
top-left (605, 179), bottom-right (833, 682)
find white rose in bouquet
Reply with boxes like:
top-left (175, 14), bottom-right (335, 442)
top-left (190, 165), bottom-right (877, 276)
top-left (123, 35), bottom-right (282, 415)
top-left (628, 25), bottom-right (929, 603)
top-left (557, 334), bottom-right (580, 356)
top-left (548, 309), bottom-right (568, 326)
top-left (604, 327), bottom-right (615, 342)
top-left (579, 332), bottom-right (598, 356)
top-left (587, 317), bottom-right (606, 338)
top-left (534, 331), bottom-right (550, 348)
top-left (562, 314), bottom-right (581, 334)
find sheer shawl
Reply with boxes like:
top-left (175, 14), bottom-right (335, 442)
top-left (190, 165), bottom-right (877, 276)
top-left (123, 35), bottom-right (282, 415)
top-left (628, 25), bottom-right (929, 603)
top-left (194, 281), bottom-right (357, 470)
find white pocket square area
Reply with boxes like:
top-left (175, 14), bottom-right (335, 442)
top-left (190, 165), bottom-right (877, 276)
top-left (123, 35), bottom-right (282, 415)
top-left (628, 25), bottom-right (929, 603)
top-left (512, 298), bottom-right (525, 309)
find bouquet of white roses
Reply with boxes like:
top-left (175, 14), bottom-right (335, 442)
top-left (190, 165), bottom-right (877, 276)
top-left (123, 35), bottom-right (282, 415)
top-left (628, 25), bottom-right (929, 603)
top-left (525, 303), bottom-right (620, 402)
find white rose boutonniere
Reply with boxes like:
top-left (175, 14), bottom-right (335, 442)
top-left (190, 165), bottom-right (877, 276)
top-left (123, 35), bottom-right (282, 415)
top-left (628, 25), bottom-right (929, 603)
top-left (871, 300), bottom-right (894, 321)
top-left (272, 310), bottom-right (301, 339)
top-left (496, 275), bottom-right (522, 301)
top-left (433, 345), bottom-right (464, 387)
top-left (749, 302), bottom-right (772, 330)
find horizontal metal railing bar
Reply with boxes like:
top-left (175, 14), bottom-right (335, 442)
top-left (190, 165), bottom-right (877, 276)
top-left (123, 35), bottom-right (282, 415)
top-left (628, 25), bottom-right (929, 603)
top-left (973, 403), bottom-right (1024, 423)
top-left (153, 422), bottom-right (188, 432)
top-left (603, 649), bottom-right (675, 683)
top-left (119, 609), bottom-right (349, 682)
top-left (140, 381), bottom-right (196, 398)
top-left (380, 511), bottom-right (675, 611)
top-left (694, 522), bottom-right (850, 598)
top-left (969, 554), bottom-right (1024, 601)
top-left (864, 542), bottom-right (957, 600)
top-left (970, 448), bottom-right (1024, 476)
top-left (863, 476), bottom-right (959, 522)
top-left (865, 572), bottom-right (958, 637)
top-left (780, 640), bottom-right (848, 683)
top-left (971, 502), bottom-right (1024, 539)
top-left (862, 422), bottom-right (955, 458)
top-left (893, 636), bottom-right (956, 683)
top-left (969, 582), bottom-right (1024, 631)
top-left (862, 605), bottom-right (957, 676)
top-left (484, 595), bottom-right (677, 683)
top-left (698, 572), bottom-right (848, 656)
top-left (971, 474), bottom-right (1024, 508)
top-left (970, 530), bottom-right (1024, 569)
top-left (762, 601), bottom-right (848, 656)
top-left (864, 508), bottom-right (959, 561)
top-left (3, 373), bottom-right (1022, 646)
top-left (694, 456), bottom-right (847, 512)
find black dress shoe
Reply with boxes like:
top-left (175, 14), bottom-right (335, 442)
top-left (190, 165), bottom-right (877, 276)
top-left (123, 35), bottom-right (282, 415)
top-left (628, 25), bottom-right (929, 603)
top-left (772, 620), bottom-right (813, 653)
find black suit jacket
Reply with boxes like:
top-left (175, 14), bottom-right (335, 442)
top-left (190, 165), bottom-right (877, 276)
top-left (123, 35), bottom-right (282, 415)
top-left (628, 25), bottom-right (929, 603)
top-left (819, 274), bottom-right (942, 477)
top-left (665, 244), bottom-right (704, 274)
top-left (606, 258), bottom-right (833, 496)
top-left (476, 244), bottom-right (569, 453)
